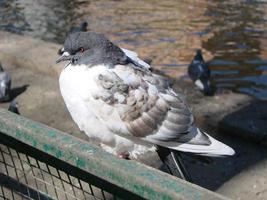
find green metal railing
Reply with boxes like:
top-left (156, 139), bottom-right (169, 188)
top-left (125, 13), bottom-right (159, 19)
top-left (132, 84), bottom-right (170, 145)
top-left (0, 108), bottom-right (228, 200)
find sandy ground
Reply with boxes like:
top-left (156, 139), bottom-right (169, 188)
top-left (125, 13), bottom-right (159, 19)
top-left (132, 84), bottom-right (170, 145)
top-left (1, 31), bottom-right (267, 200)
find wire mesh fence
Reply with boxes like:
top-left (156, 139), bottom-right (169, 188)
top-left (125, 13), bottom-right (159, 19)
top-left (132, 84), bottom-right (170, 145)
top-left (0, 143), bottom-right (115, 200)
top-left (0, 108), bottom-right (228, 200)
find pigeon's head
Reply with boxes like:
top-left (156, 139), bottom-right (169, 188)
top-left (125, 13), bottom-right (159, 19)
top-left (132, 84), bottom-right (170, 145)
top-left (194, 49), bottom-right (204, 61)
top-left (56, 32), bottom-right (111, 66)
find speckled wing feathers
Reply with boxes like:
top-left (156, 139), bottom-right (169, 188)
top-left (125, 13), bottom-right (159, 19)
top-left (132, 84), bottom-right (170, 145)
top-left (93, 64), bottom-right (201, 145)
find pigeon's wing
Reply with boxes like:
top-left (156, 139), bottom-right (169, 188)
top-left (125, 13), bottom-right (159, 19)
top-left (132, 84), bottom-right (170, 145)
top-left (188, 60), bottom-right (210, 80)
top-left (121, 48), bottom-right (151, 70)
top-left (188, 61), bottom-right (200, 81)
top-left (92, 64), bottom-right (234, 156)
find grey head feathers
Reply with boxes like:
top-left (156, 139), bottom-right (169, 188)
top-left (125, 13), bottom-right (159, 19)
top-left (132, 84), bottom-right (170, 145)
top-left (57, 32), bottom-right (147, 70)
top-left (58, 21), bottom-right (88, 55)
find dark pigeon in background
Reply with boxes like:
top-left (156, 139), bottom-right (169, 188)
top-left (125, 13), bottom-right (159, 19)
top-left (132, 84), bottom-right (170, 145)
top-left (188, 49), bottom-right (212, 95)
top-left (0, 62), bottom-right (11, 102)
top-left (58, 21), bottom-right (88, 55)
top-left (8, 99), bottom-right (20, 114)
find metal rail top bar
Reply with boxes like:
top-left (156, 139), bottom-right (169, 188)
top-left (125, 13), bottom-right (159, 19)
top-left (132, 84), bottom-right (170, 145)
top-left (0, 108), bottom-right (228, 200)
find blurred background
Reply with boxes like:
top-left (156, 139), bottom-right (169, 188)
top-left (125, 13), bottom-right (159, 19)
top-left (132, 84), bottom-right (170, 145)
top-left (1, 0), bottom-right (267, 99)
top-left (1, 0), bottom-right (267, 200)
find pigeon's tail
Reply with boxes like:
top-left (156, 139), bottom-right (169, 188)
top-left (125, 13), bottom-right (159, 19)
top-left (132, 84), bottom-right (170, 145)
top-left (173, 128), bottom-right (235, 157)
top-left (157, 146), bottom-right (192, 182)
top-left (151, 127), bottom-right (235, 157)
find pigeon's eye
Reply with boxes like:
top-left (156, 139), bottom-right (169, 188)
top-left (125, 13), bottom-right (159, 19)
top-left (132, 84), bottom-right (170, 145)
top-left (79, 47), bottom-right (84, 52)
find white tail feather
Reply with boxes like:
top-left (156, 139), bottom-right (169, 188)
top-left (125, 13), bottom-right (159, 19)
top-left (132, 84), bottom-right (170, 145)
top-left (146, 128), bottom-right (235, 157)
top-left (194, 79), bottom-right (204, 90)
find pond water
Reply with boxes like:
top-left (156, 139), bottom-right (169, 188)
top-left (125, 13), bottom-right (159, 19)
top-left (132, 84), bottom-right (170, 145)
top-left (1, 0), bottom-right (267, 99)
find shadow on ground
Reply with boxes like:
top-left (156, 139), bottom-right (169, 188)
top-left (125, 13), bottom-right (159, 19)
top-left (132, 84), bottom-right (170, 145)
top-left (10, 84), bottom-right (29, 101)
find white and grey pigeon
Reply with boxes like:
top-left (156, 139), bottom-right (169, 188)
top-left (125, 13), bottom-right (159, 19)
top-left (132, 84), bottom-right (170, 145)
top-left (0, 62), bottom-right (11, 102)
top-left (56, 32), bottom-right (234, 180)
top-left (188, 49), bottom-right (212, 95)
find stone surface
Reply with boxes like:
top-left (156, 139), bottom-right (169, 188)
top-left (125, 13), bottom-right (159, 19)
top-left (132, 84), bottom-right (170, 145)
top-left (219, 101), bottom-right (267, 144)
top-left (1, 31), bottom-right (267, 200)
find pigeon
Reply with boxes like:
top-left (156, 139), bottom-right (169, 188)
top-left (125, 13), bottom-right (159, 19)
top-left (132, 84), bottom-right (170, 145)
top-left (8, 99), bottom-right (20, 114)
top-left (56, 32), bottom-right (234, 180)
top-left (188, 49), bottom-right (212, 95)
top-left (0, 62), bottom-right (11, 102)
top-left (58, 21), bottom-right (88, 55)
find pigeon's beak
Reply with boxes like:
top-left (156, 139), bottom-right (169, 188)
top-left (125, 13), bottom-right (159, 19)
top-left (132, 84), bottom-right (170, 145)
top-left (56, 52), bottom-right (72, 63)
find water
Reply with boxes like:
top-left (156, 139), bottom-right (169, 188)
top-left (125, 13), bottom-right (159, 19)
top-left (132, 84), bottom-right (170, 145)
top-left (1, 0), bottom-right (267, 99)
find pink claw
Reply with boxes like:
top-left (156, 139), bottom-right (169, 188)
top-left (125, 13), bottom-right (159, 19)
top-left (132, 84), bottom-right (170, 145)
top-left (118, 152), bottom-right (130, 159)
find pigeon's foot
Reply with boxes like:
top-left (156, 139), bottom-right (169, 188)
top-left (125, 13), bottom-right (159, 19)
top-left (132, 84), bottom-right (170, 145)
top-left (118, 152), bottom-right (130, 159)
top-left (100, 143), bottom-right (130, 159)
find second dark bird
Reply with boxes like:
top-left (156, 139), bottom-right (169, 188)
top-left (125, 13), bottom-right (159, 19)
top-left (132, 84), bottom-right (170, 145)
top-left (188, 49), bottom-right (212, 95)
